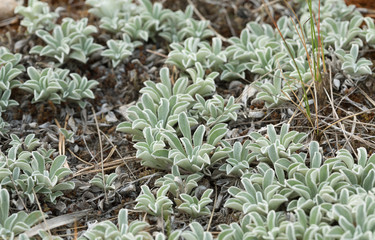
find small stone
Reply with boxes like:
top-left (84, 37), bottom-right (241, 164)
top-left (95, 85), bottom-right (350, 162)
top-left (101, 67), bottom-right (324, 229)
top-left (29, 122), bottom-right (37, 128)
top-left (333, 79), bottom-right (341, 90)
top-left (248, 110), bottom-right (265, 118)
top-left (105, 111), bottom-right (118, 122)
top-left (0, 0), bottom-right (18, 21)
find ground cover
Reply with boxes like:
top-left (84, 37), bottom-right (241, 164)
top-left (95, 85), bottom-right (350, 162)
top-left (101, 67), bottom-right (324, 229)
top-left (0, 0), bottom-right (375, 239)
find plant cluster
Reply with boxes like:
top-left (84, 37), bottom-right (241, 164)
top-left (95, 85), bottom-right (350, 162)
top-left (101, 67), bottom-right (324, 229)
top-left (15, 0), bottom-right (59, 34)
top-left (101, 34), bottom-right (142, 67)
top-left (85, 0), bottom-right (214, 68)
top-left (0, 47), bottom-right (25, 134)
top-left (0, 188), bottom-right (44, 240)
top-left (20, 67), bottom-right (98, 108)
top-left (164, 0), bottom-right (374, 109)
top-left (116, 66), bottom-right (239, 172)
top-left (0, 134), bottom-right (74, 239)
top-left (79, 209), bottom-right (152, 240)
top-left (0, 48), bottom-right (97, 135)
top-left (0, 134), bottom-right (74, 204)
top-left (30, 17), bottom-right (103, 64)
top-left (86, 0), bottom-right (213, 42)
top-left (89, 173), bottom-right (118, 191)
top-left (3, 0), bottom-right (375, 239)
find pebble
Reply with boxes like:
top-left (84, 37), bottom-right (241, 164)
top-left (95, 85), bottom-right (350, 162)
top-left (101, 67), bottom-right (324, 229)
top-left (0, 0), bottom-right (18, 21)
top-left (333, 78), bottom-right (341, 90)
top-left (248, 110), bottom-right (265, 118)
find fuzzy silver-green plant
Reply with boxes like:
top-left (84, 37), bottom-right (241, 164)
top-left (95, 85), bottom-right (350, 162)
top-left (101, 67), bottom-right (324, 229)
top-left (224, 170), bottom-right (288, 216)
top-left (135, 185), bottom-right (173, 218)
top-left (153, 231), bottom-right (181, 240)
top-left (133, 127), bottom-right (172, 170)
top-left (86, 0), bottom-right (137, 33)
top-left (30, 18), bottom-right (103, 64)
top-left (0, 89), bottom-right (18, 113)
top-left (0, 188), bottom-right (44, 240)
top-left (59, 128), bottom-right (74, 143)
top-left (245, 124), bottom-right (308, 186)
top-left (218, 211), bottom-right (287, 240)
top-left (192, 94), bottom-right (240, 125)
top-left (325, 147), bottom-right (375, 192)
top-left (178, 189), bottom-right (213, 218)
top-left (21, 67), bottom-right (98, 108)
top-left (325, 192), bottom-right (375, 239)
top-left (181, 222), bottom-right (213, 240)
top-left (162, 112), bottom-right (230, 173)
top-left (89, 173), bottom-right (118, 191)
top-left (0, 47), bottom-right (24, 72)
top-left (167, 37), bottom-right (226, 71)
top-left (85, 0), bottom-right (135, 19)
top-left (223, 19), bottom-right (285, 80)
top-left (181, 19), bottom-right (213, 40)
top-left (225, 21), bottom-right (277, 65)
top-left (0, 63), bottom-right (22, 91)
top-left (166, 37), bottom-right (207, 70)
top-left (219, 140), bottom-right (254, 177)
top-left (198, 37), bottom-right (226, 71)
top-left (321, 15), bottom-right (364, 50)
top-left (154, 165), bottom-right (203, 198)
top-left (118, 94), bottom-right (195, 142)
top-left (220, 61), bottom-right (247, 81)
top-left (335, 44), bottom-right (373, 78)
top-left (245, 46), bottom-right (287, 75)
top-left (158, 6), bottom-right (193, 43)
top-left (0, 115), bottom-right (9, 136)
top-left (0, 48), bottom-right (24, 114)
top-left (59, 73), bottom-right (98, 108)
top-left (139, 0), bottom-right (172, 36)
top-left (101, 34), bottom-right (141, 67)
top-left (253, 69), bottom-right (298, 108)
top-left (116, 67), bottom-right (198, 141)
top-left (15, 0), bottom-right (59, 34)
top-left (9, 134), bottom-right (41, 152)
top-left (284, 56), bottom-right (313, 84)
top-left (296, 0), bottom-right (361, 23)
top-left (78, 208), bottom-right (152, 240)
top-left (20, 67), bottom-right (65, 104)
top-left (364, 17), bottom-right (375, 48)
top-left (123, 16), bottom-right (149, 41)
top-left (248, 124), bottom-right (307, 165)
top-left (178, 62), bottom-right (217, 98)
top-left (0, 134), bottom-right (74, 203)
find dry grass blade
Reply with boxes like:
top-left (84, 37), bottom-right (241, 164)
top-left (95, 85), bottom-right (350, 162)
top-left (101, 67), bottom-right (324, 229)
top-left (146, 49), bottom-right (168, 59)
top-left (23, 209), bottom-right (92, 238)
top-left (206, 184), bottom-right (217, 232)
top-left (32, 189), bottom-right (52, 237)
top-left (100, 129), bottom-right (136, 179)
top-left (67, 148), bottom-right (94, 166)
top-left (91, 107), bottom-right (107, 203)
top-left (263, 0), bottom-right (316, 129)
top-left (322, 108), bottom-right (375, 132)
top-left (70, 156), bottom-right (137, 179)
top-left (54, 116), bottom-right (71, 169)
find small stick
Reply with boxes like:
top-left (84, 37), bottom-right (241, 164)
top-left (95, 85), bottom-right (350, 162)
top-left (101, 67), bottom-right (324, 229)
top-left (33, 189), bottom-right (52, 237)
top-left (100, 129), bottom-right (136, 179)
top-left (146, 49), bottom-right (168, 59)
top-left (91, 107), bottom-right (108, 203)
top-left (67, 148), bottom-right (94, 166)
top-left (207, 185), bottom-right (218, 232)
